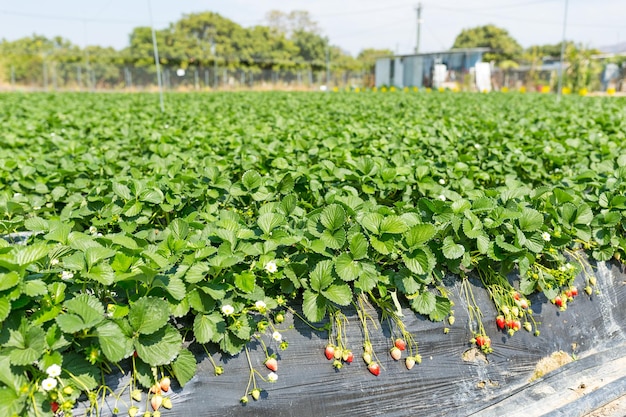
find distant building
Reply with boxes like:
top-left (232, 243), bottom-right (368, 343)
top-left (375, 48), bottom-right (489, 88)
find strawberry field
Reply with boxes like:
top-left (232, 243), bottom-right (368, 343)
top-left (0, 91), bottom-right (625, 416)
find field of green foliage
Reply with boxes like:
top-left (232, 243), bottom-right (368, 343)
top-left (0, 91), bottom-right (625, 416)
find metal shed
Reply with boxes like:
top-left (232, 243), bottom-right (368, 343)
top-left (375, 48), bottom-right (489, 88)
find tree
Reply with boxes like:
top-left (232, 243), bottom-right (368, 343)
top-left (452, 24), bottom-right (522, 64)
top-left (265, 10), bottom-right (320, 37)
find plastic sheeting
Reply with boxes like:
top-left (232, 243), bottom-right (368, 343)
top-left (83, 261), bottom-right (626, 417)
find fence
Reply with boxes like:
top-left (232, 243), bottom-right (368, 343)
top-left (0, 59), bottom-right (371, 92)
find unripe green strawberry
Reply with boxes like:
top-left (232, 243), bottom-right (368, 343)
top-left (333, 359), bottom-right (343, 369)
top-left (405, 356), bottom-right (416, 370)
top-left (240, 396), bottom-right (249, 404)
top-left (162, 397), bottom-right (172, 409)
top-left (214, 366), bottom-right (224, 376)
top-left (448, 316), bottom-right (455, 326)
top-left (131, 389), bottom-right (142, 402)
top-left (251, 388), bottom-right (261, 401)
top-left (333, 347), bottom-right (343, 360)
top-left (128, 406), bottom-right (139, 417)
top-left (585, 286), bottom-right (593, 295)
top-left (414, 354), bottom-right (422, 364)
top-left (363, 352), bottom-right (372, 364)
top-left (523, 322), bottom-right (532, 332)
top-left (363, 341), bottom-right (373, 354)
top-left (589, 276), bottom-right (597, 286)
top-left (274, 312), bottom-right (285, 324)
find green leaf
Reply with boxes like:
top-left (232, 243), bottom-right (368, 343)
top-left (320, 228), bottom-right (346, 249)
top-left (234, 271), bottom-right (255, 293)
top-left (171, 349), bottom-right (196, 387)
top-left (428, 295), bottom-right (452, 321)
top-left (185, 262), bottom-right (209, 284)
top-left (309, 260), bottom-right (334, 292)
top-left (22, 279), bottom-right (47, 297)
top-left (302, 290), bottom-right (327, 322)
top-left (83, 262), bottom-right (115, 285)
top-left (322, 283), bottom-right (352, 306)
top-left (56, 294), bottom-right (105, 333)
top-left (85, 246), bottom-right (116, 270)
top-left (349, 232), bottom-right (369, 259)
top-left (139, 188), bottom-right (164, 204)
top-left (360, 212), bottom-right (382, 235)
top-left (0, 297), bottom-right (10, 322)
top-left (15, 243), bottom-right (49, 267)
top-left (7, 324), bottom-right (46, 366)
top-left (320, 204), bottom-right (346, 231)
top-left (258, 213), bottom-right (285, 235)
top-left (495, 235), bottom-right (523, 253)
top-left (63, 352), bottom-right (98, 390)
top-left (402, 247), bottom-right (436, 275)
top-left (442, 236), bottom-right (465, 259)
top-left (410, 291), bottom-right (436, 315)
top-left (193, 312), bottom-right (225, 344)
top-left (97, 321), bottom-right (133, 362)
top-left (380, 216), bottom-right (408, 234)
top-left (129, 297), bottom-right (170, 335)
top-left (519, 208), bottom-right (544, 232)
top-left (241, 170), bottom-right (262, 190)
top-left (113, 182), bottom-right (133, 200)
top-left (0, 272), bottom-right (20, 291)
top-left (0, 387), bottom-right (25, 417)
top-left (370, 235), bottom-right (395, 255)
top-left (405, 224), bottom-right (437, 247)
top-left (334, 253), bottom-right (360, 281)
top-left (134, 324), bottom-right (182, 366)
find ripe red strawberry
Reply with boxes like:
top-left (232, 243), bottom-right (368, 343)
top-left (343, 350), bottom-right (354, 363)
top-left (151, 394), bottom-right (163, 411)
top-left (496, 315), bottom-right (505, 330)
top-left (265, 357), bottom-right (278, 372)
top-left (324, 345), bottom-right (335, 360)
top-left (505, 319), bottom-right (515, 329)
top-left (51, 402), bottom-right (59, 413)
top-left (512, 320), bottom-right (521, 331)
top-left (554, 296), bottom-right (563, 307)
top-left (150, 384), bottom-right (161, 395)
top-left (394, 338), bottom-right (407, 351)
top-left (390, 346), bottom-right (402, 361)
top-left (513, 292), bottom-right (520, 301)
top-left (368, 362), bottom-right (380, 376)
top-left (519, 299), bottom-right (529, 309)
top-left (570, 287), bottom-right (578, 297)
top-left (159, 376), bottom-right (171, 392)
top-left (405, 356), bottom-right (416, 370)
top-left (476, 335), bottom-right (491, 348)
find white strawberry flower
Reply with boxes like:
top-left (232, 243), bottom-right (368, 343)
top-left (46, 364), bottom-right (62, 377)
top-left (267, 372), bottom-right (278, 382)
top-left (438, 179), bottom-right (446, 185)
top-left (272, 331), bottom-right (282, 342)
top-left (50, 259), bottom-right (59, 266)
top-left (541, 232), bottom-right (551, 242)
top-left (255, 300), bottom-right (267, 310)
top-left (41, 377), bottom-right (57, 391)
top-left (61, 271), bottom-right (74, 280)
top-left (89, 226), bottom-right (98, 235)
top-left (438, 194), bottom-right (446, 201)
top-left (264, 261), bottom-right (278, 274)
top-left (221, 304), bottom-right (235, 316)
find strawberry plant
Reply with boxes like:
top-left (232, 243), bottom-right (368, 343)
top-left (0, 91), bottom-right (625, 414)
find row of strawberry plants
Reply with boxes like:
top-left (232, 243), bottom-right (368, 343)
top-left (0, 92), bottom-right (625, 416)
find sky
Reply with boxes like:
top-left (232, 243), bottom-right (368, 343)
top-left (0, 0), bottom-right (624, 55)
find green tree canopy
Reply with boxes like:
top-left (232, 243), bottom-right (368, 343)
top-left (452, 24), bottom-right (522, 64)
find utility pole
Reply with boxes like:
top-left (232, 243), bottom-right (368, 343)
top-left (147, 0), bottom-right (165, 112)
top-left (556, 0), bottom-right (568, 101)
top-left (415, 3), bottom-right (422, 54)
